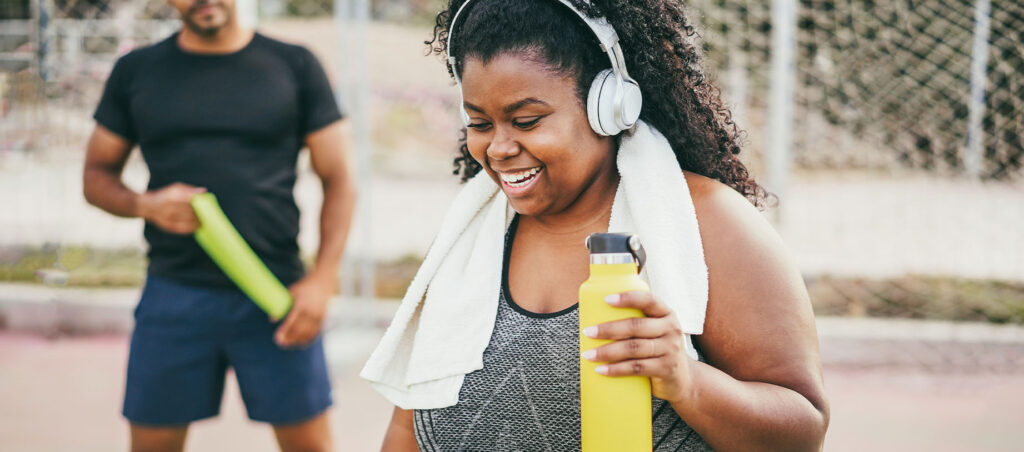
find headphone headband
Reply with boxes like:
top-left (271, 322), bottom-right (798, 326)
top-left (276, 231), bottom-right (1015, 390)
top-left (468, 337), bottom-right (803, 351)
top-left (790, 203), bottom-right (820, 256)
top-left (446, 0), bottom-right (642, 136)
top-left (446, 0), bottom-right (627, 86)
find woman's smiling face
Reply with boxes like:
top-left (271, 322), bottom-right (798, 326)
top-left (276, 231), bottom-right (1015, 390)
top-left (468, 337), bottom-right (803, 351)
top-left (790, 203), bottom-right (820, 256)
top-left (460, 52), bottom-right (617, 219)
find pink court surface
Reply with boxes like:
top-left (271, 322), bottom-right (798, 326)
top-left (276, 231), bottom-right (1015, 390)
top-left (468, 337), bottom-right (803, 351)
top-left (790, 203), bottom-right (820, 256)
top-left (1, 330), bottom-right (1023, 451)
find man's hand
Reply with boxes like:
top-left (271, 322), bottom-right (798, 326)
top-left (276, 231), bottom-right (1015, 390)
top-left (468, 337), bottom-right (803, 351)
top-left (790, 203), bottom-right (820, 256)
top-left (138, 183), bottom-right (207, 234)
top-left (275, 272), bottom-right (335, 347)
top-left (271, 120), bottom-right (353, 348)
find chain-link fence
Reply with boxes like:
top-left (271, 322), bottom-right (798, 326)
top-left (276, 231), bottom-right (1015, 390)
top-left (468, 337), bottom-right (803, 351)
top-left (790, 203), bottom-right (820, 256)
top-left (691, 0), bottom-right (1023, 179)
top-left (684, 0), bottom-right (1023, 300)
top-left (1, 0), bottom-right (1022, 295)
top-left (1, 0), bottom-right (178, 152)
top-left (0, 0), bottom-right (388, 303)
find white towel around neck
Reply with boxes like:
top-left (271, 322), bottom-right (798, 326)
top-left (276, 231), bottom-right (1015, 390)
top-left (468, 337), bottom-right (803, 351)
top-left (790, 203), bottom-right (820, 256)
top-left (360, 121), bottom-right (708, 409)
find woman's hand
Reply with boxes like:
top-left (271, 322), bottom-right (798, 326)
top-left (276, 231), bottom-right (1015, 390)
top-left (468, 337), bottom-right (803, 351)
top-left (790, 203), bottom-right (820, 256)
top-left (581, 291), bottom-right (694, 405)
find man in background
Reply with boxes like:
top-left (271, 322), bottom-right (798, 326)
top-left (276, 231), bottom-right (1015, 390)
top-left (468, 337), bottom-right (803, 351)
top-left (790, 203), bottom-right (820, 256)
top-left (82, 0), bottom-right (355, 449)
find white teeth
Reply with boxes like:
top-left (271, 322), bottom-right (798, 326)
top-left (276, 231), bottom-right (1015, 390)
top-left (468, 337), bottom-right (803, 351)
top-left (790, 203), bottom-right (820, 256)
top-left (500, 167), bottom-right (540, 185)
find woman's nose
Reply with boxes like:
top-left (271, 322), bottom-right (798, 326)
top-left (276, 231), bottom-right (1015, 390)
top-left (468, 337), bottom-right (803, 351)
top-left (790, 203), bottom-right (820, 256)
top-left (486, 128), bottom-right (520, 161)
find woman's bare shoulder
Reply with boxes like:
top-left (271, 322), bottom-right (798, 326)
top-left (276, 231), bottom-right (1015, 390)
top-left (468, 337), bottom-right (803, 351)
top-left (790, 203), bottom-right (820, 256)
top-left (682, 170), bottom-right (791, 287)
top-left (682, 170), bottom-right (767, 237)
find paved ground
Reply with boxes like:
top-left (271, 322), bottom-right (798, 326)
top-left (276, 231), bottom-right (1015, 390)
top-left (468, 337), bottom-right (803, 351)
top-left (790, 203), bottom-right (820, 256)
top-left (2, 297), bottom-right (1023, 451)
top-left (0, 331), bottom-right (390, 452)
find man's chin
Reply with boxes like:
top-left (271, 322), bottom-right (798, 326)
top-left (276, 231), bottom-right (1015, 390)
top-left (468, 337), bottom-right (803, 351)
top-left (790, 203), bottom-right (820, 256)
top-left (185, 19), bottom-right (226, 37)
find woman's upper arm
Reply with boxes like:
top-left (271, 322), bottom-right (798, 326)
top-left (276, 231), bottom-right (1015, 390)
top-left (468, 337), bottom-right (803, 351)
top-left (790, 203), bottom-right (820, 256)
top-left (687, 173), bottom-right (828, 413)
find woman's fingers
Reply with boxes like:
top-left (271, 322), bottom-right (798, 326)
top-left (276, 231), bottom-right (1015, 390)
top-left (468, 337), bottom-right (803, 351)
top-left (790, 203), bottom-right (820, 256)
top-left (605, 291), bottom-right (673, 317)
top-left (582, 292), bottom-right (681, 340)
top-left (593, 357), bottom-right (678, 378)
top-left (581, 291), bottom-right (688, 381)
top-left (583, 315), bottom-right (680, 341)
top-left (582, 337), bottom-right (674, 363)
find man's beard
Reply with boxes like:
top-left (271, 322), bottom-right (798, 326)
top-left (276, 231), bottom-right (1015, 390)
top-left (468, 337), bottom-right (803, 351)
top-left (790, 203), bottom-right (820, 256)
top-left (183, 4), bottom-right (230, 37)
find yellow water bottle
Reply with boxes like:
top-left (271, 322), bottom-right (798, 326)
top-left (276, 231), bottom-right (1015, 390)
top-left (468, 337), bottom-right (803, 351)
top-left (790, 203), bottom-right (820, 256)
top-left (580, 233), bottom-right (652, 452)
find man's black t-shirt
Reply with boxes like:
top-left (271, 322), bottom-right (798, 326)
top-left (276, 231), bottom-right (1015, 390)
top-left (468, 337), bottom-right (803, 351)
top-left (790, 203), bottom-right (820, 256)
top-left (94, 32), bottom-right (343, 288)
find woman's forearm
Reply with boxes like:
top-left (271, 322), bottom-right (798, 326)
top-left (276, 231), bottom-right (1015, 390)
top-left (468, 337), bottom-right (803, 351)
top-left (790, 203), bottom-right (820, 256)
top-left (670, 361), bottom-right (829, 451)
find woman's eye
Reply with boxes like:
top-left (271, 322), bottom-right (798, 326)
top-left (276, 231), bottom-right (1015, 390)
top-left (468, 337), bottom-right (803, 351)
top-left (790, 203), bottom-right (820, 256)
top-left (513, 117), bottom-right (542, 129)
top-left (467, 122), bottom-right (492, 131)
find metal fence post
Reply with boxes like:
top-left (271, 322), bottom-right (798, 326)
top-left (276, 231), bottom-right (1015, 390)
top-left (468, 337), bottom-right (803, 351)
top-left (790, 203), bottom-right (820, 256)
top-left (768, 0), bottom-right (797, 219)
top-left (353, 0), bottom-right (374, 317)
top-left (727, 44), bottom-right (748, 135)
top-left (335, 0), bottom-right (374, 323)
top-left (36, 0), bottom-right (51, 83)
top-left (965, 0), bottom-right (991, 179)
top-left (238, 0), bottom-right (259, 28)
top-left (335, 0), bottom-right (353, 309)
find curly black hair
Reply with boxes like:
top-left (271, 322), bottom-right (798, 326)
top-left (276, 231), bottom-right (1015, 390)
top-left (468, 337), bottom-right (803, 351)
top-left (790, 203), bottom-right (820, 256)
top-left (427, 0), bottom-right (770, 207)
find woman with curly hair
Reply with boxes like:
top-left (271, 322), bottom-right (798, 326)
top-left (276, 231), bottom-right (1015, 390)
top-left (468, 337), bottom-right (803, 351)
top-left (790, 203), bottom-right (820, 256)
top-left (363, 0), bottom-right (829, 450)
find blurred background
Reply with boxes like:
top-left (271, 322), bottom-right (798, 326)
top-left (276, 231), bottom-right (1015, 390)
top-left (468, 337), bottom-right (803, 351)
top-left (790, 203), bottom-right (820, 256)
top-left (0, 0), bottom-right (1022, 450)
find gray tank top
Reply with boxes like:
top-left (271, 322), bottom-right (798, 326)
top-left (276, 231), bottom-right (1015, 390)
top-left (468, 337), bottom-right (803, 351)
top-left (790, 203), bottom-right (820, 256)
top-left (413, 216), bottom-right (711, 451)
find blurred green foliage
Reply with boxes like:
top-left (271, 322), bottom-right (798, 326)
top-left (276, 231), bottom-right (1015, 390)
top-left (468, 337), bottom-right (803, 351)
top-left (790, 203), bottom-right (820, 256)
top-left (0, 246), bottom-right (146, 287)
top-left (4, 246), bottom-right (1021, 325)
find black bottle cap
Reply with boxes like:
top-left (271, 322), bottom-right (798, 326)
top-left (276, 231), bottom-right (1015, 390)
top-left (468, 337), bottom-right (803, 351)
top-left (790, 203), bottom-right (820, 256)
top-left (586, 233), bottom-right (647, 272)
top-left (586, 233), bottom-right (631, 254)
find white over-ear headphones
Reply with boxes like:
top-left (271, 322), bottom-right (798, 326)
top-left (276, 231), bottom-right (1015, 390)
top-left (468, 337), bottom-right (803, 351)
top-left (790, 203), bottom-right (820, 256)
top-left (446, 0), bottom-right (642, 136)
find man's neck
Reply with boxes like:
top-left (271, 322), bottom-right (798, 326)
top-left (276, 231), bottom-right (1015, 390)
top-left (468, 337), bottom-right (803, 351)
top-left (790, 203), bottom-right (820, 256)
top-left (177, 24), bottom-right (254, 55)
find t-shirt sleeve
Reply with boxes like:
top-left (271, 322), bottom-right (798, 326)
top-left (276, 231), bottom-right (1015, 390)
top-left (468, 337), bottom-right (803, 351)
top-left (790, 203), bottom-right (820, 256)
top-left (93, 56), bottom-right (138, 143)
top-left (298, 48), bottom-right (344, 135)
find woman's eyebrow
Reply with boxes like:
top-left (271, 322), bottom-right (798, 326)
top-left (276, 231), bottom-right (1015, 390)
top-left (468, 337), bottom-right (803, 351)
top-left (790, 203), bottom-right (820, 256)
top-left (464, 98), bottom-right (550, 115)
top-left (503, 98), bottom-right (548, 114)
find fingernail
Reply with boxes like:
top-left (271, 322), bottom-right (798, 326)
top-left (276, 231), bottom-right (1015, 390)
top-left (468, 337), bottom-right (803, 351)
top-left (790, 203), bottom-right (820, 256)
top-left (595, 365), bottom-right (609, 375)
top-left (604, 294), bottom-right (621, 305)
top-left (581, 349), bottom-right (597, 360)
top-left (582, 326), bottom-right (598, 338)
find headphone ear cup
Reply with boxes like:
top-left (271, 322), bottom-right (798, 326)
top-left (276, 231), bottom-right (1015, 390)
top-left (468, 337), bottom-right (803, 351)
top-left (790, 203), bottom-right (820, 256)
top-left (587, 69), bottom-right (616, 136)
top-left (619, 79), bottom-right (642, 129)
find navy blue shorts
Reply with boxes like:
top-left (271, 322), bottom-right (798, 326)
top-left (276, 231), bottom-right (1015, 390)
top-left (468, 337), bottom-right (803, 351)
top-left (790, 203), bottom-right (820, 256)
top-left (123, 275), bottom-right (332, 426)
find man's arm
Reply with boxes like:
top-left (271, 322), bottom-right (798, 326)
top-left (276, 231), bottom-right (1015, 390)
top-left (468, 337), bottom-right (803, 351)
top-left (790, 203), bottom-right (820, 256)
top-left (83, 124), bottom-right (204, 233)
top-left (275, 120), bottom-right (357, 347)
top-left (305, 119), bottom-right (357, 290)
